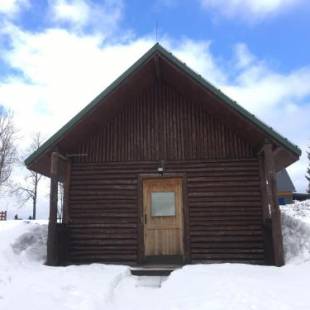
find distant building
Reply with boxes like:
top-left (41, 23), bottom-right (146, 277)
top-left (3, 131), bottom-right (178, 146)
top-left (276, 169), bottom-right (295, 205)
top-left (293, 192), bottom-right (310, 201)
top-left (277, 169), bottom-right (310, 204)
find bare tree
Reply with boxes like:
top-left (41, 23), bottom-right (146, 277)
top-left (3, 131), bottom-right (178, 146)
top-left (14, 132), bottom-right (43, 219)
top-left (0, 109), bottom-right (17, 192)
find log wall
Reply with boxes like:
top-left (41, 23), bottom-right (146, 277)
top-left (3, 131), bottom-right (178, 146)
top-left (65, 79), bottom-right (264, 265)
top-left (67, 159), bottom-right (264, 264)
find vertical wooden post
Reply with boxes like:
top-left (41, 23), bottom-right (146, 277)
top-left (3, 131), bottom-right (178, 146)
top-left (263, 143), bottom-right (284, 266)
top-left (258, 155), bottom-right (274, 265)
top-left (63, 160), bottom-right (71, 224)
top-left (46, 152), bottom-right (59, 266)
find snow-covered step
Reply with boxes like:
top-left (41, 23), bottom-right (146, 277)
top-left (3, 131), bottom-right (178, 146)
top-left (135, 276), bottom-right (167, 288)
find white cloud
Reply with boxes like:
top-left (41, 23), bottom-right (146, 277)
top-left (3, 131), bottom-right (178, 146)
top-left (222, 45), bottom-right (310, 193)
top-left (49, 0), bottom-right (123, 33)
top-left (0, 19), bottom-right (309, 217)
top-left (201, 0), bottom-right (304, 20)
top-left (0, 0), bottom-right (29, 17)
top-left (168, 39), bottom-right (227, 85)
top-left (0, 26), bottom-right (153, 138)
top-left (51, 0), bottom-right (90, 26)
top-left (234, 43), bottom-right (256, 70)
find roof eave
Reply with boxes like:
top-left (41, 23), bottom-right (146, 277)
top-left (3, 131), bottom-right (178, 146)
top-left (155, 45), bottom-right (301, 157)
top-left (25, 43), bottom-right (163, 168)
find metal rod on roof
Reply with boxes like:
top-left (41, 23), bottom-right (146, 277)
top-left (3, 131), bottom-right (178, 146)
top-left (155, 20), bottom-right (158, 42)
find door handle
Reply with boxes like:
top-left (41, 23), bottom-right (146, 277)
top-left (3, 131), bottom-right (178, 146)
top-left (144, 214), bottom-right (147, 224)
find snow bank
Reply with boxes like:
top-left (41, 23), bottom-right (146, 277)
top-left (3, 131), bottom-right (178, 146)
top-left (281, 200), bottom-right (310, 263)
top-left (158, 263), bottom-right (310, 310)
top-left (0, 220), bottom-right (47, 265)
top-left (111, 263), bottom-right (310, 310)
top-left (0, 221), bottom-right (129, 310)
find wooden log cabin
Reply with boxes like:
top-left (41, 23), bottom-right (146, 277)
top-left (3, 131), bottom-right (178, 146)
top-left (25, 43), bottom-right (301, 267)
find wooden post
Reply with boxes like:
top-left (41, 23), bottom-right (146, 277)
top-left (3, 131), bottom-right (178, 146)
top-left (263, 143), bottom-right (284, 266)
top-left (258, 155), bottom-right (274, 265)
top-left (63, 160), bottom-right (71, 224)
top-left (46, 152), bottom-right (59, 266)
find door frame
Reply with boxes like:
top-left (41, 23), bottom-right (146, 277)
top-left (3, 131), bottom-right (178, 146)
top-left (137, 173), bottom-right (190, 264)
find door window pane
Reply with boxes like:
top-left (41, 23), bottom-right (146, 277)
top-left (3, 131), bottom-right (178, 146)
top-left (151, 192), bottom-right (176, 216)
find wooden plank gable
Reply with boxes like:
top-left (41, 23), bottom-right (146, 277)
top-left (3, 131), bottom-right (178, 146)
top-left (75, 80), bottom-right (255, 163)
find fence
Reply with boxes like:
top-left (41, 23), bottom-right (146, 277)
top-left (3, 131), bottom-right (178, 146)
top-left (0, 211), bottom-right (7, 221)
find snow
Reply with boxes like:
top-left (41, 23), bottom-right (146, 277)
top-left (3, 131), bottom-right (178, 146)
top-left (0, 221), bottom-right (129, 310)
top-left (1, 200), bottom-right (310, 310)
top-left (281, 200), bottom-right (310, 263)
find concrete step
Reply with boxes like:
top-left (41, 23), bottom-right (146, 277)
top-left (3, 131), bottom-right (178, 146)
top-left (130, 265), bottom-right (180, 276)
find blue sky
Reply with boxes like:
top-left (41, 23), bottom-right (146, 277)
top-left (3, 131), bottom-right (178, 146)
top-left (127, 0), bottom-right (310, 72)
top-left (0, 0), bottom-right (309, 218)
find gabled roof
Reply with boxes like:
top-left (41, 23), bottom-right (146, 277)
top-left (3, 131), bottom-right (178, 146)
top-left (276, 169), bottom-right (296, 192)
top-left (25, 43), bottom-right (301, 171)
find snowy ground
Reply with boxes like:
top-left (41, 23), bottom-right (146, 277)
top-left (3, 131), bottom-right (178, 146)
top-left (1, 200), bottom-right (310, 310)
top-left (281, 200), bottom-right (310, 264)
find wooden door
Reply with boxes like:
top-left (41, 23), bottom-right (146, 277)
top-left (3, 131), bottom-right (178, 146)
top-left (143, 178), bottom-right (184, 259)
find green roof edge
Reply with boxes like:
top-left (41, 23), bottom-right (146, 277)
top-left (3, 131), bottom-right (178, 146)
top-left (25, 43), bottom-right (301, 167)
top-left (24, 43), bottom-right (162, 166)
top-left (155, 44), bottom-right (301, 157)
